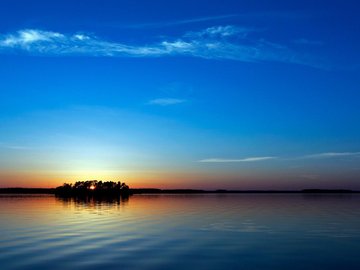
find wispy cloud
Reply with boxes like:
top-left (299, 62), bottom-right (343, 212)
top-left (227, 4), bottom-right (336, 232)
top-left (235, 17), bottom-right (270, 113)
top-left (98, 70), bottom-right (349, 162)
top-left (198, 157), bottom-right (276, 163)
top-left (0, 27), bottom-right (320, 67)
top-left (185, 25), bottom-right (255, 38)
top-left (147, 98), bottom-right (186, 106)
top-left (302, 152), bottom-right (360, 159)
top-left (123, 14), bottom-right (238, 29)
top-left (198, 151), bottom-right (360, 163)
top-left (123, 11), bottom-right (313, 29)
top-left (0, 29), bottom-right (163, 56)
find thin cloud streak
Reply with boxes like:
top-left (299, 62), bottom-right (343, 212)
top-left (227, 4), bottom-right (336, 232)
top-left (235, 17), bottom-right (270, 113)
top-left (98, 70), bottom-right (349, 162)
top-left (198, 157), bottom-right (276, 163)
top-left (124, 11), bottom-right (312, 29)
top-left (303, 152), bottom-right (360, 159)
top-left (148, 98), bottom-right (186, 106)
top-left (0, 27), bottom-right (320, 67)
top-left (198, 151), bottom-right (360, 163)
top-left (123, 14), bottom-right (238, 28)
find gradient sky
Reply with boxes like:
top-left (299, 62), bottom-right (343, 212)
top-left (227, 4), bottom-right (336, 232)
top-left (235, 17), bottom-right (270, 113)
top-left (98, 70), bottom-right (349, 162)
top-left (1, 0), bottom-right (360, 189)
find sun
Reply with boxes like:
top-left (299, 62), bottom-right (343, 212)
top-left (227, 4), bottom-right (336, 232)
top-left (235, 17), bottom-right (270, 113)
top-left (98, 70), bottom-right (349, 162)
top-left (89, 185), bottom-right (95, 190)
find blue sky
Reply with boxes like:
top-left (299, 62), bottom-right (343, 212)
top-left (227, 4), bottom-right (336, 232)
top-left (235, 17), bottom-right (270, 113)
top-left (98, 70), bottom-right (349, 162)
top-left (0, 0), bottom-right (360, 189)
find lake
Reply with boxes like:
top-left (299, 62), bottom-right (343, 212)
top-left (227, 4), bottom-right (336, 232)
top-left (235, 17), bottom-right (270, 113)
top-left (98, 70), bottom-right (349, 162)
top-left (0, 194), bottom-right (359, 269)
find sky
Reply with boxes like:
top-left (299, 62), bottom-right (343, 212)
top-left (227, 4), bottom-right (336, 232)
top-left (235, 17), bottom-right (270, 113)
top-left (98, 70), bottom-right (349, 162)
top-left (0, 0), bottom-right (360, 189)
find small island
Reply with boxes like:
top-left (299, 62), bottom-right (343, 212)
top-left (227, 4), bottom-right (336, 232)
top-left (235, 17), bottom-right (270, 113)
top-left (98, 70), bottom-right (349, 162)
top-left (55, 180), bottom-right (131, 196)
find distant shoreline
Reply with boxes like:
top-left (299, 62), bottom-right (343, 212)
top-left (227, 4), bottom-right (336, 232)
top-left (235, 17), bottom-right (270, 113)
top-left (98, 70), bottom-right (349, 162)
top-left (0, 188), bottom-right (359, 194)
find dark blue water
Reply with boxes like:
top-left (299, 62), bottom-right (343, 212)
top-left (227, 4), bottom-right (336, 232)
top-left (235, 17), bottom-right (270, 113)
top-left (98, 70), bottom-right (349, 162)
top-left (0, 194), bottom-right (359, 269)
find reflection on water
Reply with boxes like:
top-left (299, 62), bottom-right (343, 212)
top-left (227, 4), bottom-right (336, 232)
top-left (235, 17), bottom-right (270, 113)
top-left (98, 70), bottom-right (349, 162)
top-left (0, 194), bottom-right (360, 269)
top-left (55, 194), bottom-right (130, 207)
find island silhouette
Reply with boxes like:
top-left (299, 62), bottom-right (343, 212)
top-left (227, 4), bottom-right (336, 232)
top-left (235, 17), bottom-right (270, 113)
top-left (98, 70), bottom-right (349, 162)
top-left (55, 180), bottom-right (130, 195)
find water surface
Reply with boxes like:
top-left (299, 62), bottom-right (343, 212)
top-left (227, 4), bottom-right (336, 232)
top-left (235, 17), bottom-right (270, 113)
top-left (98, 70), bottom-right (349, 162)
top-left (0, 194), bottom-right (359, 269)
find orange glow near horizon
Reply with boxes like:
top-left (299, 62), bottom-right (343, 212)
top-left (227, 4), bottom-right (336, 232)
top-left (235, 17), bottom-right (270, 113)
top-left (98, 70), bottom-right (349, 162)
top-left (0, 169), bottom-right (258, 189)
top-left (1, 169), bottom-right (358, 190)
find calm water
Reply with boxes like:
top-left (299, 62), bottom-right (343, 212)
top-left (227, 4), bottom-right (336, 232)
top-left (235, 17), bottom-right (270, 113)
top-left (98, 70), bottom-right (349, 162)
top-left (0, 194), bottom-right (360, 270)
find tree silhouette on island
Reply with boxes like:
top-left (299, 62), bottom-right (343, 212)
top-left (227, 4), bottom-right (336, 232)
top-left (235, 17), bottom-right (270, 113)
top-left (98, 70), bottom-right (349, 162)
top-left (55, 180), bottom-right (130, 196)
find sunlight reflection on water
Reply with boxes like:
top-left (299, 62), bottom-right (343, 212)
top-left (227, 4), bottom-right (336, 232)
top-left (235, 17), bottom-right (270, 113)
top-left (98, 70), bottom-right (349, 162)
top-left (0, 194), bottom-right (360, 269)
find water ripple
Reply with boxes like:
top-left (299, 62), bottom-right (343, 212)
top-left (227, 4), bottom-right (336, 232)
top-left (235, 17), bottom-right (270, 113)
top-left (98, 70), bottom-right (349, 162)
top-left (1, 194), bottom-right (360, 269)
